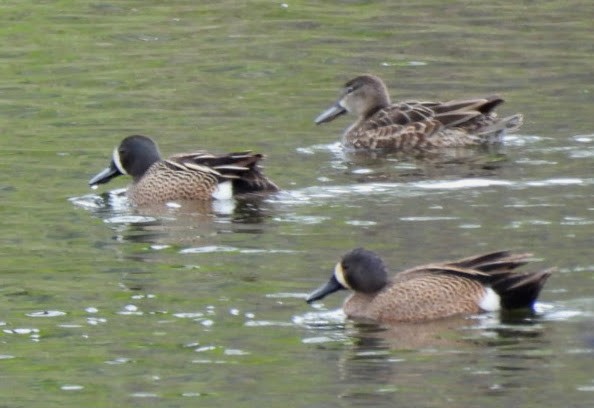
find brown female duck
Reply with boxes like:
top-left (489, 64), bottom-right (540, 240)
top-left (315, 74), bottom-right (523, 150)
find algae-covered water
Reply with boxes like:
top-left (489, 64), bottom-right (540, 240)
top-left (1, 1), bottom-right (593, 407)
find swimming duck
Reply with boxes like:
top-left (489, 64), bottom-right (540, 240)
top-left (89, 135), bottom-right (278, 206)
top-left (315, 74), bottom-right (523, 150)
top-left (307, 248), bottom-right (551, 323)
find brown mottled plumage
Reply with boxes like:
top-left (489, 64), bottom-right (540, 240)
top-left (89, 135), bottom-right (278, 206)
top-left (306, 248), bottom-right (552, 323)
top-left (315, 74), bottom-right (523, 150)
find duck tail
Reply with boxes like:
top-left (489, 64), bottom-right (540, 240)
top-left (477, 113), bottom-right (524, 135)
top-left (490, 268), bottom-right (553, 309)
top-left (226, 153), bottom-right (279, 194)
top-left (500, 113), bottom-right (524, 132)
top-left (450, 250), bottom-right (530, 271)
top-left (189, 152), bottom-right (279, 194)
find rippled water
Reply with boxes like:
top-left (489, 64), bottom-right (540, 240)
top-left (1, 1), bottom-right (593, 407)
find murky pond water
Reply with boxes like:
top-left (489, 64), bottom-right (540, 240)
top-left (1, 1), bottom-right (593, 407)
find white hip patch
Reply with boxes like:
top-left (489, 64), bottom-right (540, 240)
top-left (212, 181), bottom-right (233, 200)
top-left (478, 287), bottom-right (501, 312)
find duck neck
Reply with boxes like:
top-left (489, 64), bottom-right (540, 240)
top-left (130, 151), bottom-right (161, 181)
top-left (364, 93), bottom-right (390, 120)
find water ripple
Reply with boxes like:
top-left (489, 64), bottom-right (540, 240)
top-left (401, 216), bottom-right (459, 222)
top-left (104, 215), bottom-right (158, 224)
top-left (266, 292), bottom-right (308, 299)
top-left (501, 134), bottom-right (546, 146)
top-left (276, 175), bottom-right (592, 208)
top-left (26, 310), bottom-right (66, 317)
top-left (179, 245), bottom-right (238, 254)
top-left (69, 188), bottom-right (129, 210)
top-left (524, 178), bottom-right (583, 187)
top-left (244, 320), bottom-right (293, 327)
top-left (292, 309), bottom-right (346, 327)
top-left (60, 385), bottom-right (84, 391)
top-left (3, 328), bottom-right (39, 335)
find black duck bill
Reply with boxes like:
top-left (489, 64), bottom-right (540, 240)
top-left (314, 102), bottom-right (347, 125)
top-left (306, 274), bottom-right (345, 303)
top-left (89, 146), bottom-right (128, 186)
top-left (89, 161), bottom-right (123, 186)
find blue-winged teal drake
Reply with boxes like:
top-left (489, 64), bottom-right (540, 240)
top-left (315, 74), bottom-right (524, 150)
top-left (307, 248), bottom-right (552, 323)
top-left (89, 135), bottom-right (279, 206)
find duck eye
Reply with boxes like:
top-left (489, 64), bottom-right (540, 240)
top-left (346, 86), bottom-right (355, 94)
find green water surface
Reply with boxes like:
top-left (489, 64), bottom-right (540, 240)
top-left (1, 1), bottom-right (593, 407)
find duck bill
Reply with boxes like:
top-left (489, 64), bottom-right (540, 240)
top-left (89, 162), bottom-right (122, 186)
top-left (306, 275), bottom-right (345, 304)
top-left (314, 103), bottom-right (347, 124)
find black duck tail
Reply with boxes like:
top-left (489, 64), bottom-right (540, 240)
top-left (184, 151), bottom-right (279, 194)
top-left (449, 251), bottom-right (531, 272)
top-left (491, 269), bottom-right (553, 309)
top-left (223, 153), bottom-right (279, 194)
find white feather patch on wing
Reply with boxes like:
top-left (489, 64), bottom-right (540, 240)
top-left (229, 153), bottom-right (254, 159)
top-left (192, 153), bottom-right (216, 159)
top-left (182, 162), bottom-right (222, 175)
top-left (211, 181), bottom-right (233, 200)
top-left (479, 287), bottom-right (501, 312)
top-left (213, 165), bottom-right (249, 171)
top-left (164, 160), bottom-right (188, 170)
